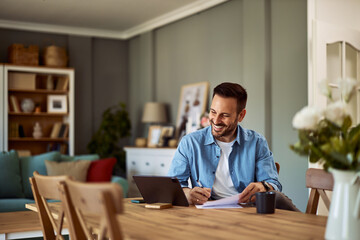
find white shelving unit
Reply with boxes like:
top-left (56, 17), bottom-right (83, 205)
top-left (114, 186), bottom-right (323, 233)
top-left (0, 64), bottom-right (75, 155)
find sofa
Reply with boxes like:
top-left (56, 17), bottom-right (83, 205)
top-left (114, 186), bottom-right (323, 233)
top-left (0, 150), bottom-right (128, 212)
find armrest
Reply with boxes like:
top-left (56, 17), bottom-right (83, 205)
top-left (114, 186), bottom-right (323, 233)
top-left (111, 176), bottom-right (129, 198)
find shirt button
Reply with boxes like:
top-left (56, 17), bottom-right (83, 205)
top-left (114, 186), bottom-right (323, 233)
top-left (212, 171), bottom-right (215, 174)
top-left (216, 156), bottom-right (219, 158)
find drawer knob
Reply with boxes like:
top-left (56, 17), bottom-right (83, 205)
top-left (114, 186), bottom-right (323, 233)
top-left (146, 162), bottom-right (150, 166)
top-left (160, 163), bottom-right (165, 167)
top-left (132, 161), bottom-right (136, 165)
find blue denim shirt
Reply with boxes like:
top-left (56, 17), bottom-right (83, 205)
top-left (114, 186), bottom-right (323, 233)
top-left (168, 125), bottom-right (282, 197)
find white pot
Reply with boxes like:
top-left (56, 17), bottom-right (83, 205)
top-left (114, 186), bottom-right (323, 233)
top-left (325, 169), bottom-right (360, 240)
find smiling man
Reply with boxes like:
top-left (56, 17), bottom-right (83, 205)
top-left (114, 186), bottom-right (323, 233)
top-left (168, 82), bottom-right (298, 210)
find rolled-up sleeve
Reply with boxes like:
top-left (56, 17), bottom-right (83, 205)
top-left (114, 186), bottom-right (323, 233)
top-left (255, 137), bottom-right (282, 192)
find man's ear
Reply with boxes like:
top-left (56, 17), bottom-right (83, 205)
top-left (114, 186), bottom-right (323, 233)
top-left (238, 109), bottom-right (246, 122)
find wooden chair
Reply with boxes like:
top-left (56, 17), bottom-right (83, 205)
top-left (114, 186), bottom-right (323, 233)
top-left (275, 162), bottom-right (280, 174)
top-left (305, 168), bottom-right (334, 214)
top-left (59, 178), bottom-right (124, 240)
top-left (29, 171), bottom-right (73, 240)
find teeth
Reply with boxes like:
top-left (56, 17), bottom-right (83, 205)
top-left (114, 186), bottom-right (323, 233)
top-left (214, 125), bottom-right (224, 129)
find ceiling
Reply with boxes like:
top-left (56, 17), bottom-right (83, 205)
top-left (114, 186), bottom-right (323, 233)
top-left (0, 0), bottom-right (227, 39)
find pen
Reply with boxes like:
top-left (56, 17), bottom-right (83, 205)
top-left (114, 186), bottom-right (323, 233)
top-left (197, 180), bottom-right (203, 188)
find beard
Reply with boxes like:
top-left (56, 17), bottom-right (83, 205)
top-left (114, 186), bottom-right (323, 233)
top-left (210, 118), bottom-right (238, 141)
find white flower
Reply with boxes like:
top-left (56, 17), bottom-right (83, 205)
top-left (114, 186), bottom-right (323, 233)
top-left (318, 79), bottom-right (332, 99)
top-left (339, 78), bottom-right (358, 103)
top-left (292, 106), bottom-right (322, 130)
top-left (324, 101), bottom-right (348, 126)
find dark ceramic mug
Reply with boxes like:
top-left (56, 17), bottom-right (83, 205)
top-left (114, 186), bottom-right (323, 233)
top-left (249, 191), bottom-right (276, 214)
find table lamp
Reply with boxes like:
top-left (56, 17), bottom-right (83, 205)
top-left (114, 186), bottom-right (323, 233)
top-left (142, 102), bottom-right (168, 124)
top-left (136, 102), bottom-right (168, 147)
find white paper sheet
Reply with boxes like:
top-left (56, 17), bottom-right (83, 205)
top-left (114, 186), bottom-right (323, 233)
top-left (195, 194), bottom-right (243, 209)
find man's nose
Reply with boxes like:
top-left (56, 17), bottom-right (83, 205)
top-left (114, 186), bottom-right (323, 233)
top-left (212, 115), bottom-right (221, 124)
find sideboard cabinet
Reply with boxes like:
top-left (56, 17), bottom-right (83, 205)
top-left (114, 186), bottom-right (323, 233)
top-left (0, 64), bottom-right (75, 155)
top-left (124, 147), bottom-right (177, 197)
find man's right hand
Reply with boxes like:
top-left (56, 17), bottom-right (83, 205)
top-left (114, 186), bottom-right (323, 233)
top-left (183, 187), bottom-right (211, 205)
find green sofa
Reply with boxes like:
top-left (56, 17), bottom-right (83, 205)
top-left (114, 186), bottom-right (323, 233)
top-left (0, 150), bottom-right (128, 212)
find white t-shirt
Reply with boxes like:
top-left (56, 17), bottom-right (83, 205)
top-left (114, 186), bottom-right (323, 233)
top-left (212, 139), bottom-right (238, 199)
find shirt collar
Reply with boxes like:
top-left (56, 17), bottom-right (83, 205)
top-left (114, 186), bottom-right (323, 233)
top-left (204, 124), bottom-right (242, 146)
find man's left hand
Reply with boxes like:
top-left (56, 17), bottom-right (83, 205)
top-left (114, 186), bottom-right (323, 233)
top-left (238, 182), bottom-right (272, 203)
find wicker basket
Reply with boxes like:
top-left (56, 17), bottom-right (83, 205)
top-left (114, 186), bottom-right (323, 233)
top-left (43, 45), bottom-right (68, 67)
top-left (8, 44), bottom-right (39, 66)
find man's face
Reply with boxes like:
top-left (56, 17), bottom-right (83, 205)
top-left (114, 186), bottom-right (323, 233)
top-left (209, 94), bottom-right (246, 142)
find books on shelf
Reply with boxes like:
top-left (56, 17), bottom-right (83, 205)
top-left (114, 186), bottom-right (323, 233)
top-left (58, 123), bottom-right (69, 138)
top-left (18, 125), bottom-right (25, 137)
top-left (55, 76), bottom-right (69, 90)
top-left (50, 123), bottom-right (69, 138)
top-left (9, 122), bottom-right (19, 137)
top-left (50, 122), bottom-right (62, 138)
top-left (46, 143), bottom-right (68, 154)
top-left (10, 95), bottom-right (21, 113)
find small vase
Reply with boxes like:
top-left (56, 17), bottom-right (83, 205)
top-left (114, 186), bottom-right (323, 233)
top-left (32, 122), bottom-right (42, 139)
top-left (325, 169), bottom-right (360, 240)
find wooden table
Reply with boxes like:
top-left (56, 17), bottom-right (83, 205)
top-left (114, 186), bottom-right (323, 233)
top-left (26, 199), bottom-right (327, 240)
top-left (0, 211), bottom-right (43, 240)
top-left (0, 209), bottom-right (69, 240)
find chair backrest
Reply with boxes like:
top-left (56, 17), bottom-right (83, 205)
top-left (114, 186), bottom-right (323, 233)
top-left (305, 168), bottom-right (334, 214)
top-left (275, 162), bottom-right (280, 174)
top-left (30, 171), bottom-right (72, 240)
top-left (59, 178), bottom-right (124, 240)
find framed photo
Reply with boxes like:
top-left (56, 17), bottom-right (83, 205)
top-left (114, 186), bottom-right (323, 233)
top-left (158, 126), bottom-right (175, 147)
top-left (47, 95), bottom-right (68, 113)
top-left (147, 125), bottom-right (162, 147)
top-left (176, 82), bottom-right (209, 139)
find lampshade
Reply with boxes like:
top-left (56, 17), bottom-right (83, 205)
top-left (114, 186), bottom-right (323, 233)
top-left (142, 102), bottom-right (168, 123)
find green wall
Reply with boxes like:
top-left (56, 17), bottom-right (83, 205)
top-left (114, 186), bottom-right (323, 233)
top-left (271, 0), bottom-right (308, 212)
top-left (129, 0), bottom-right (308, 211)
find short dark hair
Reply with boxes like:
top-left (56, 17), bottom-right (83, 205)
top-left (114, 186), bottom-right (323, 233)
top-left (212, 82), bottom-right (247, 114)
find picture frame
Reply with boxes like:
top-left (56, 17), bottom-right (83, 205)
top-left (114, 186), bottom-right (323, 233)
top-left (158, 126), bottom-right (175, 147)
top-left (47, 95), bottom-right (68, 113)
top-left (176, 82), bottom-right (209, 139)
top-left (147, 125), bottom-right (162, 147)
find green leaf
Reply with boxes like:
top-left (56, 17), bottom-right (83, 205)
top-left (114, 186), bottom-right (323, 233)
top-left (342, 115), bottom-right (352, 132)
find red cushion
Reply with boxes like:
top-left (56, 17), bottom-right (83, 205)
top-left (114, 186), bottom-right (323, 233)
top-left (86, 157), bottom-right (116, 182)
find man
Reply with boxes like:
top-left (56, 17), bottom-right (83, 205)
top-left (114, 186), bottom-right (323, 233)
top-left (168, 82), bottom-right (298, 210)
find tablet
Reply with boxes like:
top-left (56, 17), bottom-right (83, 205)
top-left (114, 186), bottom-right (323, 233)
top-left (133, 176), bottom-right (189, 207)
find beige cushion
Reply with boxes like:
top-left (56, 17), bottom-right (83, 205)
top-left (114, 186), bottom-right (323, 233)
top-left (45, 160), bottom-right (91, 181)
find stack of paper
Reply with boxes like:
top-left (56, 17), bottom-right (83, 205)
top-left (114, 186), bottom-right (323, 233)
top-left (196, 194), bottom-right (243, 209)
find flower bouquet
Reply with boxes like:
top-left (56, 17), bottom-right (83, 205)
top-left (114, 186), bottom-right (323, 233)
top-left (290, 78), bottom-right (360, 171)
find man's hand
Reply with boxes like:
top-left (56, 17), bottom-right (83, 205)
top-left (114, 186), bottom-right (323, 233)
top-left (183, 187), bottom-right (211, 205)
top-left (238, 182), bottom-right (272, 203)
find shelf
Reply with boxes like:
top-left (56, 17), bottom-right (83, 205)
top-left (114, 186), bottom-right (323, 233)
top-left (9, 137), bottom-right (69, 142)
top-left (2, 64), bottom-right (74, 155)
top-left (9, 89), bottom-right (68, 94)
top-left (8, 112), bottom-right (69, 117)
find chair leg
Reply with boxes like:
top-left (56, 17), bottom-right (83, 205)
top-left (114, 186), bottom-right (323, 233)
top-left (306, 189), bottom-right (320, 214)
